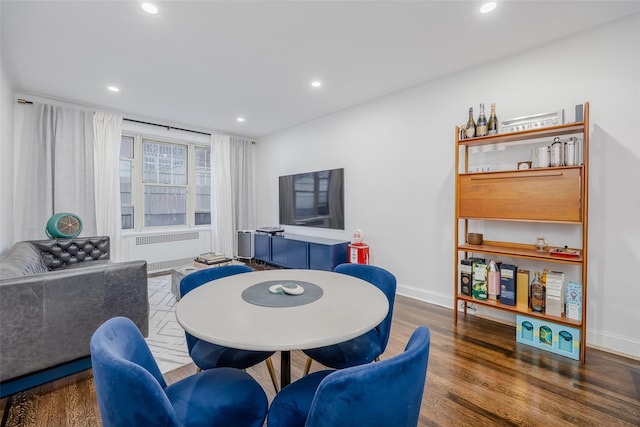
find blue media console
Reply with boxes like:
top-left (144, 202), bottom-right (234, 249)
top-left (254, 233), bottom-right (349, 271)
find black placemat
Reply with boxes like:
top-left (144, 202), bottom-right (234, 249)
top-left (241, 280), bottom-right (323, 307)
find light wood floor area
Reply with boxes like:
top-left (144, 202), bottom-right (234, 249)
top-left (2, 295), bottom-right (639, 426)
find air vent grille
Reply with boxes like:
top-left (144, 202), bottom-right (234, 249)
top-left (136, 232), bottom-right (200, 246)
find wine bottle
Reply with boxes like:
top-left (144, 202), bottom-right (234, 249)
top-left (465, 108), bottom-right (476, 139)
top-left (488, 102), bottom-right (498, 135)
top-left (476, 103), bottom-right (488, 137)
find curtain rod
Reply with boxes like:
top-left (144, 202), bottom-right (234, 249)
top-left (123, 118), bottom-right (211, 136)
top-left (17, 98), bottom-right (211, 137)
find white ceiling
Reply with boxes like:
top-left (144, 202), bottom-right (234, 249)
top-left (3, 1), bottom-right (639, 138)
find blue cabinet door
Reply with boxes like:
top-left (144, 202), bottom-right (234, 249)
top-left (270, 236), bottom-right (288, 266)
top-left (272, 236), bottom-right (309, 269)
top-left (254, 233), bottom-right (271, 263)
top-left (285, 239), bottom-right (309, 269)
top-left (309, 241), bottom-right (349, 271)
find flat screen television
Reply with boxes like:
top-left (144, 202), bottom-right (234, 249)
top-left (279, 168), bottom-right (344, 230)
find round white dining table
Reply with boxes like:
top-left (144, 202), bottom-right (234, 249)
top-left (175, 269), bottom-right (389, 387)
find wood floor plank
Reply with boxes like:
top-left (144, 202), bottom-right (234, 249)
top-left (1, 294), bottom-right (638, 426)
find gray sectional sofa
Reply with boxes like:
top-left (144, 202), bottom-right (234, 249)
top-left (0, 236), bottom-right (148, 396)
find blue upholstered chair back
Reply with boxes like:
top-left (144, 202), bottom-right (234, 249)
top-left (179, 265), bottom-right (253, 350)
top-left (90, 317), bottom-right (180, 426)
top-left (306, 326), bottom-right (431, 427)
top-left (334, 263), bottom-right (397, 353)
top-left (180, 264), bottom-right (253, 296)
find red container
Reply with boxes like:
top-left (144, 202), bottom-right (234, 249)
top-left (349, 242), bottom-right (370, 264)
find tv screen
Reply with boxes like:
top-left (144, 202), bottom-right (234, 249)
top-left (279, 168), bottom-right (344, 230)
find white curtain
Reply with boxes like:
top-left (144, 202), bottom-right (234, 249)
top-left (229, 135), bottom-right (256, 232)
top-left (211, 134), bottom-right (233, 256)
top-left (14, 102), bottom-right (96, 241)
top-left (93, 111), bottom-right (123, 260)
top-left (211, 134), bottom-right (255, 257)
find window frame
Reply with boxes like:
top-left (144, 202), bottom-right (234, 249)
top-left (120, 132), bottom-right (211, 232)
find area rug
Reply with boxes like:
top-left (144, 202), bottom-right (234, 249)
top-left (147, 260), bottom-right (276, 373)
top-left (146, 274), bottom-right (192, 373)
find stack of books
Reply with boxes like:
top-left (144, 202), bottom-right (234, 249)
top-left (194, 253), bottom-right (231, 268)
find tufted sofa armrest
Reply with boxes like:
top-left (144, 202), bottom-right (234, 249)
top-left (31, 236), bottom-right (110, 270)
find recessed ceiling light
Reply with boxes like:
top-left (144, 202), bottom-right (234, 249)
top-left (141, 2), bottom-right (159, 14)
top-left (311, 80), bottom-right (322, 88)
top-left (107, 86), bottom-right (120, 93)
top-left (236, 117), bottom-right (246, 123)
top-left (480, 2), bottom-right (497, 14)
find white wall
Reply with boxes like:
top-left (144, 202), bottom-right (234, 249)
top-left (256, 13), bottom-right (640, 358)
top-left (0, 1), bottom-right (16, 252)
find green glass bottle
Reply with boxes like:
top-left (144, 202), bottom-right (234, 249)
top-left (465, 107), bottom-right (476, 139)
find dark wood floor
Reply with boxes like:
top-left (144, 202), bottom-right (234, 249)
top-left (2, 295), bottom-right (639, 426)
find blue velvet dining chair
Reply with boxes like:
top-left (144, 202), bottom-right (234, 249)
top-left (267, 326), bottom-right (431, 427)
top-left (302, 263), bottom-right (396, 375)
top-left (180, 264), bottom-right (280, 392)
top-left (90, 316), bottom-right (268, 427)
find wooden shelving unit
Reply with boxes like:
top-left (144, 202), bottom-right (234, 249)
top-left (454, 102), bottom-right (589, 363)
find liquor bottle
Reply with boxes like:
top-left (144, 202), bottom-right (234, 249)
top-left (487, 102), bottom-right (498, 135)
top-left (530, 271), bottom-right (545, 313)
top-left (476, 103), bottom-right (488, 137)
top-left (540, 268), bottom-right (548, 312)
top-left (465, 107), bottom-right (476, 139)
top-left (487, 260), bottom-right (500, 300)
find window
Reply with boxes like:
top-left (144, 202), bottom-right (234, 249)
top-left (120, 136), bottom-right (134, 229)
top-left (143, 139), bottom-right (187, 227)
top-left (119, 134), bottom-right (211, 231)
top-left (194, 146), bottom-right (211, 225)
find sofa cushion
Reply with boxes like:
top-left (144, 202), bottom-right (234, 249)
top-left (32, 237), bottom-right (110, 270)
top-left (0, 242), bottom-right (48, 279)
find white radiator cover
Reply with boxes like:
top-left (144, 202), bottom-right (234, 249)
top-left (121, 230), bottom-right (212, 272)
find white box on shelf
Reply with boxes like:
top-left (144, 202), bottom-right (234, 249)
top-left (565, 281), bottom-right (583, 321)
top-left (545, 271), bottom-right (564, 317)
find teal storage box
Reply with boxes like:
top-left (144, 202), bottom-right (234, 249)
top-left (515, 314), bottom-right (581, 360)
